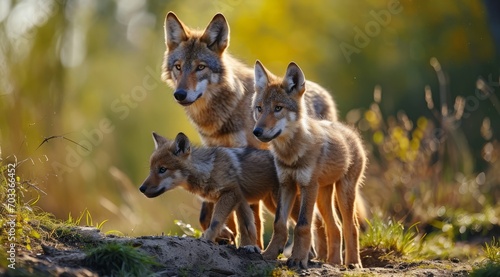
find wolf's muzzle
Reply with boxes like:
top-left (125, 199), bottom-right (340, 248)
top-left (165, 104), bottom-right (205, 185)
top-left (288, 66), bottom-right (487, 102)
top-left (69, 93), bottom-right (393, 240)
top-left (174, 89), bottom-right (187, 101)
top-left (253, 127), bottom-right (281, 142)
top-left (253, 127), bottom-right (263, 138)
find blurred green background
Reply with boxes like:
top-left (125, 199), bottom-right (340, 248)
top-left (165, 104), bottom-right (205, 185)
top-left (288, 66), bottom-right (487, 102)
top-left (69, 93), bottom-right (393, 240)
top-left (1, 0), bottom-right (499, 238)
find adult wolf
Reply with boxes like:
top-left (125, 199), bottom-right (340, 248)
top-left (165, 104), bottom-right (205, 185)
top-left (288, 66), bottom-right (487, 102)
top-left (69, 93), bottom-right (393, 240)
top-left (161, 12), bottom-right (337, 249)
top-left (252, 61), bottom-right (366, 269)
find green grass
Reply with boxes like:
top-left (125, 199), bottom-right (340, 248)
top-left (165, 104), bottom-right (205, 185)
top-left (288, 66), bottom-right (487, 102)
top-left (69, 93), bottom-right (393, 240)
top-left (83, 242), bottom-right (159, 277)
top-left (361, 216), bottom-right (422, 259)
top-left (0, 158), bottom-right (118, 269)
top-left (483, 238), bottom-right (500, 263)
top-left (471, 262), bottom-right (500, 277)
top-left (65, 208), bottom-right (109, 230)
top-left (0, 159), bottom-right (56, 253)
top-left (53, 208), bottom-right (118, 246)
top-left (360, 216), bottom-right (486, 262)
top-left (0, 159), bottom-right (111, 250)
top-left (243, 263), bottom-right (276, 277)
top-left (470, 238), bottom-right (500, 277)
top-left (269, 266), bottom-right (296, 277)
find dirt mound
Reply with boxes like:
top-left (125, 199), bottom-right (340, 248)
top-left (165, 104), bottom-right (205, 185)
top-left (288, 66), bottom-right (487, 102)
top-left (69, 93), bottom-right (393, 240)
top-left (2, 227), bottom-right (472, 276)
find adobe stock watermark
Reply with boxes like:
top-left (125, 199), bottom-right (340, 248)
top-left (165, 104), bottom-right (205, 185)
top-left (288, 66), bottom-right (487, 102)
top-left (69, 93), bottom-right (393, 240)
top-left (50, 64), bottom-right (163, 180)
top-left (5, 162), bottom-right (17, 269)
top-left (8, 0), bottom-right (60, 44)
top-left (340, 0), bottom-right (403, 63)
top-left (176, 196), bottom-right (204, 231)
top-left (212, 0), bottom-right (243, 13)
top-left (462, 74), bottom-right (500, 119)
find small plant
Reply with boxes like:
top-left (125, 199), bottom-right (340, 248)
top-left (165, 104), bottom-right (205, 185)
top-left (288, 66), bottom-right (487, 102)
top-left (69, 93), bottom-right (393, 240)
top-left (244, 263), bottom-right (275, 277)
top-left (361, 216), bottom-right (423, 259)
top-left (470, 238), bottom-right (500, 277)
top-left (471, 262), bottom-right (500, 277)
top-left (483, 238), bottom-right (500, 263)
top-left (83, 242), bottom-right (159, 276)
top-left (269, 265), bottom-right (296, 277)
top-left (53, 208), bottom-right (112, 245)
top-left (174, 219), bottom-right (202, 238)
top-left (65, 208), bottom-right (109, 230)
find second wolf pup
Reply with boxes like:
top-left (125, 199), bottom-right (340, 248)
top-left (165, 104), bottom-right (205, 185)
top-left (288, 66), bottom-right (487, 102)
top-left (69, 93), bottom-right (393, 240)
top-left (252, 61), bottom-right (366, 268)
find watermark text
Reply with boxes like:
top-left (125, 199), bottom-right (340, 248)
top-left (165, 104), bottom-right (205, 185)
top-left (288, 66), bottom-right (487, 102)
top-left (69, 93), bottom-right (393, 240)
top-left (6, 163), bottom-right (17, 269)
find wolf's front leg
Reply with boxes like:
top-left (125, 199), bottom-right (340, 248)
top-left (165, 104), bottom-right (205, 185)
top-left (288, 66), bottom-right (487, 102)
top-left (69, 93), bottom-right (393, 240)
top-left (287, 183), bottom-right (319, 269)
top-left (235, 201), bottom-right (258, 247)
top-left (262, 181), bottom-right (297, 260)
top-left (235, 201), bottom-right (261, 253)
top-left (200, 201), bottom-right (236, 244)
top-left (250, 202), bottom-right (263, 249)
top-left (202, 192), bottom-right (238, 242)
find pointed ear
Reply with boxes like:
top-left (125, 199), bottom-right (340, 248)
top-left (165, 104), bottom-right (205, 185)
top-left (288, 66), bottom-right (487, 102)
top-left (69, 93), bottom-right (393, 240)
top-left (254, 60), bottom-right (270, 91)
top-left (152, 132), bottom-right (168, 150)
top-left (283, 62), bottom-right (306, 95)
top-left (201, 13), bottom-right (229, 54)
top-left (164, 12), bottom-right (188, 51)
top-left (173, 132), bottom-right (191, 156)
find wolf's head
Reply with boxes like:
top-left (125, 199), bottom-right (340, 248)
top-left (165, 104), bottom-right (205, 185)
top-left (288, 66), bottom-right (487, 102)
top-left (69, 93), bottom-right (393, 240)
top-left (139, 132), bottom-right (191, 198)
top-left (161, 12), bottom-right (229, 106)
top-left (252, 61), bottom-right (307, 143)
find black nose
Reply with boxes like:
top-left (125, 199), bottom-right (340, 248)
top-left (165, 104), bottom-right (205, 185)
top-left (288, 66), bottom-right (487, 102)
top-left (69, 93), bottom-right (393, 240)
top-left (174, 89), bottom-right (187, 101)
top-left (253, 128), bottom-right (263, 138)
top-left (139, 185), bottom-right (146, 193)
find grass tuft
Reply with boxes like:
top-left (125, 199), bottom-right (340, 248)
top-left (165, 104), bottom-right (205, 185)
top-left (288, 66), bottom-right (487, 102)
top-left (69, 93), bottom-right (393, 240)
top-left (470, 238), bottom-right (500, 277)
top-left (482, 238), bottom-right (500, 263)
top-left (0, 159), bottom-right (57, 253)
top-left (470, 262), bottom-right (500, 277)
top-left (361, 216), bottom-right (422, 259)
top-left (269, 265), bottom-right (296, 277)
top-left (83, 242), bottom-right (159, 276)
top-left (65, 208), bottom-right (109, 230)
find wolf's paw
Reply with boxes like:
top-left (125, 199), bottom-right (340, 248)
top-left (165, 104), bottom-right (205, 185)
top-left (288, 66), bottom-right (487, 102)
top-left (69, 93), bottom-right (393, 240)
top-left (261, 248), bottom-right (281, 260)
top-left (308, 249), bottom-right (316, 260)
top-left (239, 245), bottom-right (261, 254)
top-left (326, 255), bottom-right (343, 265)
top-left (201, 230), bottom-right (216, 242)
top-left (347, 262), bottom-right (363, 269)
top-left (286, 254), bottom-right (309, 269)
top-left (214, 227), bottom-right (235, 245)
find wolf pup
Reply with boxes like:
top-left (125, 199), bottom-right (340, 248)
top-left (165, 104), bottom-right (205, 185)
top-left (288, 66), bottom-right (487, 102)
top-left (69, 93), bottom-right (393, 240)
top-left (140, 132), bottom-right (266, 248)
top-left (161, 12), bottom-right (338, 248)
top-left (252, 61), bottom-right (366, 269)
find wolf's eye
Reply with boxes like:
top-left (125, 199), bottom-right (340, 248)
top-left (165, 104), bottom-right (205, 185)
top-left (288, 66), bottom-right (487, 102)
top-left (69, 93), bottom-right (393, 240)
top-left (196, 64), bottom-right (206, 71)
top-left (158, 167), bottom-right (167, 174)
top-left (174, 64), bottom-right (181, 71)
top-left (274, 106), bottom-right (283, 112)
top-left (256, 106), bottom-right (262, 113)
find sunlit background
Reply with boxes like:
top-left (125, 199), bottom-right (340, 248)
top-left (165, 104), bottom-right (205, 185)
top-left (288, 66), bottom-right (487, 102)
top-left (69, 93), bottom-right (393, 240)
top-left (1, 0), bottom-right (499, 240)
